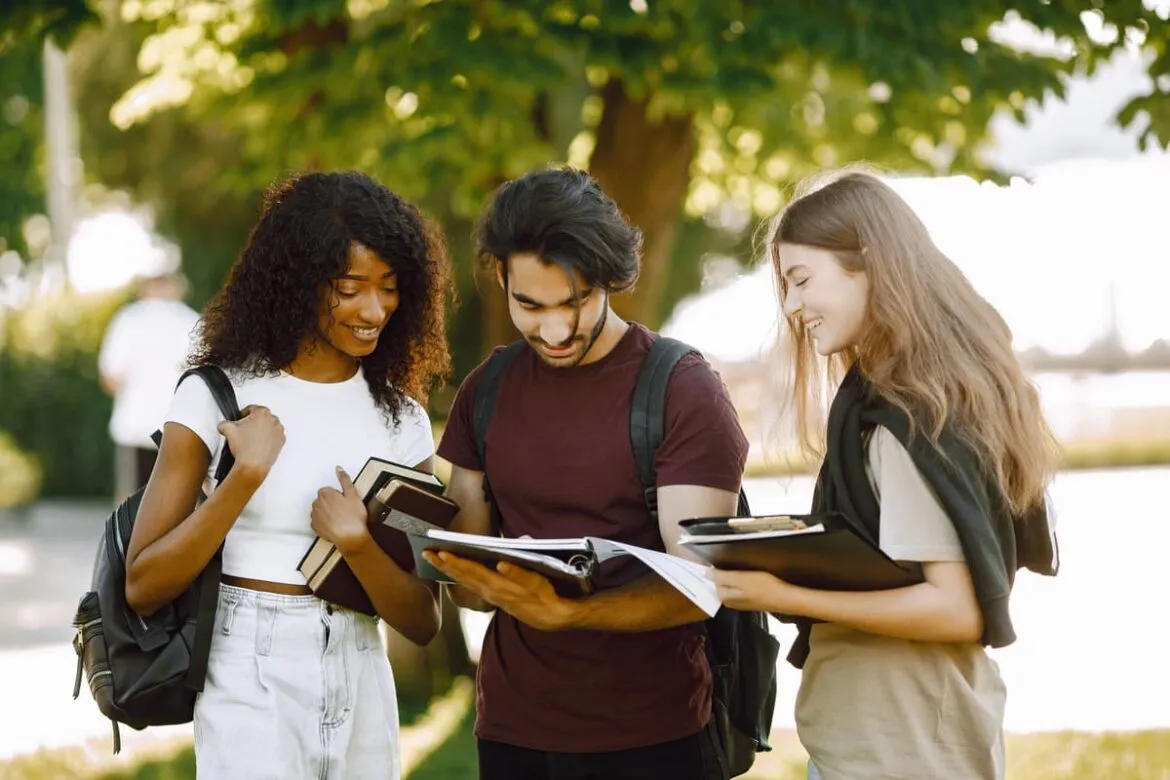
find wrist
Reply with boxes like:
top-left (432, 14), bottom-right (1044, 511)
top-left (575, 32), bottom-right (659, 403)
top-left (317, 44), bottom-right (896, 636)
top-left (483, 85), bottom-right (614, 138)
top-left (771, 579), bottom-right (808, 616)
top-left (224, 464), bottom-right (267, 492)
top-left (335, 526), bottom-right (374, 557)
top-left (552, 596), bottom-right (585, 631)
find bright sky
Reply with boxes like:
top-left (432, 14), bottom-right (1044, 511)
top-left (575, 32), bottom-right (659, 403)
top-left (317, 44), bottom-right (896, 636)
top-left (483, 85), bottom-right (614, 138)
top-left (664, 153), bottom-right (1170, 361)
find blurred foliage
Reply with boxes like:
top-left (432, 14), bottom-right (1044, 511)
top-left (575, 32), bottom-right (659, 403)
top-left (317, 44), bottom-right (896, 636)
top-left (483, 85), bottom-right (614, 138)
top-left (0, 33), bottom-right (49, 261)
top-left (3, 1), bottom-right (1170, 501)
top-left (0, 0), bottom-right (100, 259)
top-left (0, 429), bottom-right (42, 508)
top-left (0, 287), bottom-right (126, 501)
top-left (66, 0), bottom-right (1170, 346)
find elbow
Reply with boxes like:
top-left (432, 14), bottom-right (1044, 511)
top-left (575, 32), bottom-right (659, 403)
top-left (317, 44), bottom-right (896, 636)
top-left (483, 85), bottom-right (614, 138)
top-left (124, 561), bottom-right (161, 618)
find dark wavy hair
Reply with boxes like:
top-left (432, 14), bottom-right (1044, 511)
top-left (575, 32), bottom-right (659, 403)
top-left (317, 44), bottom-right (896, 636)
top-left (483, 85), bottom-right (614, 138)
top-left (475, 165), bottom-right (642, 292)
top-left (189, 171), bottom-right (454, 423)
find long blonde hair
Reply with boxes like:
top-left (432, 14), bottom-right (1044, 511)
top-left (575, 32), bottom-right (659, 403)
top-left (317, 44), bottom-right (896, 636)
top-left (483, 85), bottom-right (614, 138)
top-left (765, 167), bottom-right (1059, 515)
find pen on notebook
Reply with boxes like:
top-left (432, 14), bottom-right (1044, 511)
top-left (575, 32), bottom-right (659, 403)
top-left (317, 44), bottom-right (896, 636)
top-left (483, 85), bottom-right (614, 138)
top-left (726, 516), bottom-right (808, 530)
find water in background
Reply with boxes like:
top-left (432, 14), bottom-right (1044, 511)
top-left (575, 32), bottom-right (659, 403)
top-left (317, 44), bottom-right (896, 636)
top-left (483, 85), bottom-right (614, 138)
top-left (459, 466), bottom-right (1170, 733)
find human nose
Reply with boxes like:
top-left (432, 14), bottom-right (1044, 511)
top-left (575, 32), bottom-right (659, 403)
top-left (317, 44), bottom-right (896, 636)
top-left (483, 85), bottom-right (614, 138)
top-left (781, 285), bottom-right (802, 318)
top-left (359, 290), bottom-right (388, 324)
top-left (539, 311), bottom-right (574, 346)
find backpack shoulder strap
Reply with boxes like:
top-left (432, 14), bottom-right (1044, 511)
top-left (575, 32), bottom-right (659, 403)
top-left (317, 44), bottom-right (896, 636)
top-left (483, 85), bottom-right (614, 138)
top-left (473, 341), bottom-right (526, 466)
top-left (631, 337), bottom-right (753, 518)
top-left (171, 365), bottom-right (241, 693)
top-left (630, 337), bottom-right (699, 519)
top-left (175, 365), bottom-right (243, 484)
top-left (472, 341), bottom-right (526, 536)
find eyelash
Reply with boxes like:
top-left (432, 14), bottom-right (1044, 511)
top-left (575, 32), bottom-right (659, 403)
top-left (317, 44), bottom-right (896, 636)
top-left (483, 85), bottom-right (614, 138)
top-left (793, 279), bottom-right (809, 288)
top-left (338, 288), bottom-right (397, 299)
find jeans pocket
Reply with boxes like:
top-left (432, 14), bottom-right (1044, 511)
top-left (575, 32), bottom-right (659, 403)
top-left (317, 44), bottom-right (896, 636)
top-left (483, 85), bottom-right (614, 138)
top-left (353, 614), bottom-right (375, 653)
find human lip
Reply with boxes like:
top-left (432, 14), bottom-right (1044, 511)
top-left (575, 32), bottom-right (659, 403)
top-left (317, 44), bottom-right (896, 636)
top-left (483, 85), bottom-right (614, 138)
top-left (349, 325), bottom-right (381, 342)
top-left (541, 343), bottom-right (577, 357)
top-left (805, 317), bottom-right (823, 334)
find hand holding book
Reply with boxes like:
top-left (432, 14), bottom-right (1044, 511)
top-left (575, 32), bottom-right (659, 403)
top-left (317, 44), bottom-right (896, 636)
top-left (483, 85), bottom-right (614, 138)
top-left (309, 467), bottom-right (376, 555)
top-left (298, 458), bottom-right (459, 616)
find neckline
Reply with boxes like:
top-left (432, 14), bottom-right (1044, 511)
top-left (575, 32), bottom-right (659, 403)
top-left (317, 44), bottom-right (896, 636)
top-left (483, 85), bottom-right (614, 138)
top-left (278, 366), bottom-right (364, 386)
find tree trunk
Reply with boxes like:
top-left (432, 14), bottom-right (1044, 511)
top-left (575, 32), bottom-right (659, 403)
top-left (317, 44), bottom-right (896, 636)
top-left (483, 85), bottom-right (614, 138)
top-left (589, 79), bottom-right (695, 328)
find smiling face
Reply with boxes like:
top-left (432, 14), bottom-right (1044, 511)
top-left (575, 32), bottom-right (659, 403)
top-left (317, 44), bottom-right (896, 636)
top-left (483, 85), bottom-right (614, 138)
top-left (316, 241), bottom-right (399, 360)
top-left (777, 242), bottom-right (870, 356)
top-left (500, 252), bottom-right (614, 368)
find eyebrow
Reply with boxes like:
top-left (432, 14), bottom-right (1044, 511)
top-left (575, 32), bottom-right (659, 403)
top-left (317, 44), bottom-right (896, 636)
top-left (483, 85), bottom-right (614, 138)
top-left (337, 271), bottom-right (397, 282)
top-left (783, 264), bottom-right (808, 279)
top-left (511, 288), bottom-right (593, 308)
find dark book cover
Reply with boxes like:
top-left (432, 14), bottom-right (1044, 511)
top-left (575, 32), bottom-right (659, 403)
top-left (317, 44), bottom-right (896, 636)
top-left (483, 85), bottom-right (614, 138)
top-left (682, 527), bottom-right (923, 592)
top-left (298, 479), bottom-right (459, 615)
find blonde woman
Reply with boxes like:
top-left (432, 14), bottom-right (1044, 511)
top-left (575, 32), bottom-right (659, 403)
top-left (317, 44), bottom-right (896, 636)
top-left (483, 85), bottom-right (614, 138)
top-left (710, 169), bottom-right (1059, 780)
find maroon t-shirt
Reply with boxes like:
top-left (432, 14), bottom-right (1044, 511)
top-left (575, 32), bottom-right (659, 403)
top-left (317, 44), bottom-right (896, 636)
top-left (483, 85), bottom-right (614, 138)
top-left (437, 324), bottom-right (749, 753)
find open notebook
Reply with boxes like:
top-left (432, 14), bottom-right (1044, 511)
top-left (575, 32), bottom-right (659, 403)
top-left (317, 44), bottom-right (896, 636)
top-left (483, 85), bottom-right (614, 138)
top-left (408, 529), bottom-right (722, 617)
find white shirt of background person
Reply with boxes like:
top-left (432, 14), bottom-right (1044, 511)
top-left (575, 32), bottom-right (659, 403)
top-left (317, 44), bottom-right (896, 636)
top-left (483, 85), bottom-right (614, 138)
top-left (98, 273), bottom-right (201, 448)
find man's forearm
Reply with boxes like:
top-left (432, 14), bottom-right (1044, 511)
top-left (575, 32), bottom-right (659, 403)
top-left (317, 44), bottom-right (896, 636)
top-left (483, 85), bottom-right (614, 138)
top-left (560, 574), bottom-right (708, 632)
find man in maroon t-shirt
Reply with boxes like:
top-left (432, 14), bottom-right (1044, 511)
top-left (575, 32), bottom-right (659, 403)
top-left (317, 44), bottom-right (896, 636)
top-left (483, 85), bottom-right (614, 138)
top-left (425, 167), bottom-right (749, 780)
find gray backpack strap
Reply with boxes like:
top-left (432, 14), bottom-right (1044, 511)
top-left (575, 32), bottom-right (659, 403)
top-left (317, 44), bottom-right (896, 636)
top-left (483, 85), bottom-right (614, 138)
top-left (630, 337), bottom-right (698, 519)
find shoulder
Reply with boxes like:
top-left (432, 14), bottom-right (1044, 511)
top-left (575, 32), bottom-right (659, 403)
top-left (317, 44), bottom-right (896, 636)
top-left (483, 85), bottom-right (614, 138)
top-left (663, 346), bottom-right (732, 400)
top-left (100, 302), bottom-right (145, 342)
top-left (454, 341), bottom-right (526, 401)
top-left (397, 393), bottom-right (432, 428)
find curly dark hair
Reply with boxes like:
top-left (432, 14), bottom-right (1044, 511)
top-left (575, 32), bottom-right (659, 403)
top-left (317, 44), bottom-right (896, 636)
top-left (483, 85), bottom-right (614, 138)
top-left (189, 171), bottom-right (454, 423)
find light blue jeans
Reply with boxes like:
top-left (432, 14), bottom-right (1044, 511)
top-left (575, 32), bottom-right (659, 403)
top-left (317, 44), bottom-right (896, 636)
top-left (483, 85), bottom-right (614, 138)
top-left (193, 585), bottom-right (400, 779)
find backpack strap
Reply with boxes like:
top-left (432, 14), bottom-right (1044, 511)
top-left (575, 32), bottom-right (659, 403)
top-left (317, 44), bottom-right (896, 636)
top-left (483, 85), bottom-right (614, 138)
top-left (172, 365), bottom-right (242, 692)
top-left (181, 365), bottom-right (243, 484)
top-left (631, 337), bottom-right (753, 518)
top-left (472, 341), bottom-right (526, 536)
top-left (630, 337), bottom-right (699, 520)
top-left (149, 365), bottom-right (242, 483)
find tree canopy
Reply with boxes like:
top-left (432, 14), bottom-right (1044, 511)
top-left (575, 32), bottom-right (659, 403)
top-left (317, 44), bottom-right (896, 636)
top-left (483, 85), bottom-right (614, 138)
top-left (4, 0), bottom-right (1168, 351)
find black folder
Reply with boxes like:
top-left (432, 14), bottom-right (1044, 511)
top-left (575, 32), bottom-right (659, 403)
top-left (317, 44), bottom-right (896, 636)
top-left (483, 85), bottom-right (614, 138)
top-left (679, 513), bottom-right (923, 591)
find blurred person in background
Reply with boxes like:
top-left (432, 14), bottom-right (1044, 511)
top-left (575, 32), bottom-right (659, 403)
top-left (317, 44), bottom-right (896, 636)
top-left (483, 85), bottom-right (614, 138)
top-left (98, 270), bottom-right (200, 502)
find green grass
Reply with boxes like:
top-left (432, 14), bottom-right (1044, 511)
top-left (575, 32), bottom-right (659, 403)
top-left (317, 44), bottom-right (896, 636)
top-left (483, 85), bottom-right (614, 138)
top-left (3, 727), bottom-right (1169, 779)
top-left (406, 704), bottom-right (479, 780)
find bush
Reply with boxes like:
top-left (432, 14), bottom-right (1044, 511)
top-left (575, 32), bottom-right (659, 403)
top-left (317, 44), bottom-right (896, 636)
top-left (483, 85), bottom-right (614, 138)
top-left (0, 288), bottom-right (127, 500)
top-left (0, 429), bottom-right (41, 507)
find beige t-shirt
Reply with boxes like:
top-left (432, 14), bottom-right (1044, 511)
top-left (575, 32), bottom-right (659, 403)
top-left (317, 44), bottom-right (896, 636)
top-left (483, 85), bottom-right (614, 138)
top-left (795, 426), bottom-right (1007, 780)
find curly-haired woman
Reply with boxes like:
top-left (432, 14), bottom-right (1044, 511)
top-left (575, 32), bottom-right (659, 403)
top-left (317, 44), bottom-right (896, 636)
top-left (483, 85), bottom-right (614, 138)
top-left (123, 171), bottom-right (454, 779)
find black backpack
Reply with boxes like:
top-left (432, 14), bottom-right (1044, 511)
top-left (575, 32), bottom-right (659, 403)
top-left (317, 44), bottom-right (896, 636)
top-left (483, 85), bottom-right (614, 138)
top-left (72, 365), bottom-right (241, 753)
top-left (472, 337), bottom-right (780, 778)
